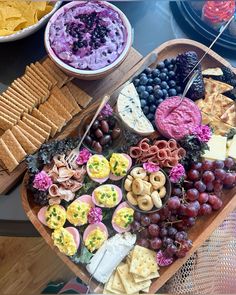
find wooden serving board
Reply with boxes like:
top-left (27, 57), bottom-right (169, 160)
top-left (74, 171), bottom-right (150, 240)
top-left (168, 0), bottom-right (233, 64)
top-left (0, 47), bottom-right (142, 195)
top-left (21, 39), bottom-right (236, 293)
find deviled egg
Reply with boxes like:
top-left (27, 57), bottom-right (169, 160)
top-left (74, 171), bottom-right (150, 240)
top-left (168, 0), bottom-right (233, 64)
top-left (37, 204), bottom-right (66, 229)
top-left (92, 184), bottom-right (122, 208)
top-left (112, 202), bottom-right (134, 233)
top-left (83, 222), bottom-right (108, 253)
top-left (109, 153), bottom-right (132, 181)
top-left (87, 155), bottom-right (110, 183)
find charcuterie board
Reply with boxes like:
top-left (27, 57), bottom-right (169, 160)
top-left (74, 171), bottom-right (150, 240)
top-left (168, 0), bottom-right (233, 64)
top-left (0, 47), bottom-right (142, 195)
top-left (21, 39), bottom-right (236, 293)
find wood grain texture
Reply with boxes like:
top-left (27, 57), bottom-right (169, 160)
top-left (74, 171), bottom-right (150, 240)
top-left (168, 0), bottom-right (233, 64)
top-left (0, 47), bottom-right (142, 195)
top-left (21, 39), bottom-right (236, 293)
top-left (0, 236), bottom-right (74, 295)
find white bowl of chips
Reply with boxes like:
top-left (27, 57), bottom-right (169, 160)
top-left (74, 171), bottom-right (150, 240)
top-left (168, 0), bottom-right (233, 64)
top-left (0, 1), bottom-right (61, 43)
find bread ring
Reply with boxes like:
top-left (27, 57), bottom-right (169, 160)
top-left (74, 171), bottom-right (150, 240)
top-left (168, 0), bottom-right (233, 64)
top-left (132, 179), bottom-right (144, 195)
top-left (127, 192), bottom-right (138, 206)
top-left (139, 181), bottom-right (152, 195)
top-left (150, 171), bottom-right (166, 189)
top-left (151, 191), bottom-right (163, 208)
top-left (127, 175), bottom-right (134, 181)
top-left (137, 195), bottom-right (153, 211)
top-left (157, 186), bottom-right (166, 198)
top-left (144, 176), bottom-right (149, 181)
top-left (124, 178), bottom-right (132, 191)
top-left (130, 167), bottom-right (147, 179)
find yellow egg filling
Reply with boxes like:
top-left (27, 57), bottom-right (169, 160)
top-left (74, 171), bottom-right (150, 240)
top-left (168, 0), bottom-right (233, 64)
top-left (110, 153), bottom-right (129, 177)
top-left (45, 205), bottom-right (66, 229)
top-left (113, 207), bottom-right (134, 229)
top-left (85, 228), bottom-right (106, 252)
top-left (94, 185), bottom-right (119, 207)
top-left (87, 155), bottom-right (110, 179)
top-left (52, 228), bottom-right (77, 256)
top-left (66, 201), bottom-right (91, 226)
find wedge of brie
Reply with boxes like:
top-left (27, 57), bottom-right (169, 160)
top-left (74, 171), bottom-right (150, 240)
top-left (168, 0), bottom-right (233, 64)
top-left (86, 232), bottom-right (136, 283)
top-left (117, 83), bottom-right (155, 135)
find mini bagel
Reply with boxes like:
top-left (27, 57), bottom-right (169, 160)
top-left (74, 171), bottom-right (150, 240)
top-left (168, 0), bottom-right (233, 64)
top-left (130, 167), bottom-right (147, 179)
top-left (151, 191), bottom-right (163, 208)
top-left (144, 176), bottom-right (149, 181)
top-left (127, 175), bottom-right (134, 181)
top-left (150, 171), bottom-right (166, 189)
top-left (137, 195), bottom-right (153, 211)
top-left (157, 186), bottom-right (166, 198)
top-left (140, 181), bottom-right (152, 195)
top-left (127, 192), bottom-right (138, 206)
top-left (124, 178), bottom-right (132, 191)
top-left (132, 178), bottom-right (144, 195)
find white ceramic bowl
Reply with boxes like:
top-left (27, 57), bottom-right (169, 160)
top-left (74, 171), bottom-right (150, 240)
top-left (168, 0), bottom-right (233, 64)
top-left (0, 2), bottom-right (61, 43)
top-left (44, 1), bottom-right (132, 80)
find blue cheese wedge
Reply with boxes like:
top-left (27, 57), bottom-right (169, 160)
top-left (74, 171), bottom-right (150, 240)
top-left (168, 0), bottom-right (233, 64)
top-left (203, 135), bottom-right (227, 161)
top-left (117, 83), bottom-right (155, 135)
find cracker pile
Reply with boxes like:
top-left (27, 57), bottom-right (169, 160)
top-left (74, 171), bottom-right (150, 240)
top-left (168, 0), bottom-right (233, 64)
top-left (196, 78), bottom-right (236, 135)
top-left (103, 245), bottom-right (159, 294)
top-left (0, 58), bottom-right (93, 172)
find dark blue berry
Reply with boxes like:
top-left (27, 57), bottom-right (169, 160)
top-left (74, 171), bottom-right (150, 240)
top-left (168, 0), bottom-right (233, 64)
top-left (151, 119), bottom-right (156, 127)
top-left (168, 80), bottom-right (176, 87)
top-left (161, 81), bottom-right (168, 89)
top-left (146, 85), bottom-right (153, 93)
top-left (161, 68), bottom-right (169, 74)
top-left (156, 98), bottom-right (164, 105)
top-left (154, 85), bottom-right (161, 91)
top-left (152, 69), bottom-right (160, 77)
top-left (154, 89), bottom-right (163, 98)
top-left (153, 77), bottom-right (161, 85)
top-left (137, 85), bottom-right (145, 93)
top-left (164, 59), bottom-right (171, 66)
top-left (140, 91), bottom-right (149, 99)
top-left (140, 76), bottom-right (148, 85)
top-left (149, 104), bottom-right (156, 113)
top-left (148, 78), bottom-right (153, 85)
top-left (157, 62), bottom-right (165, 69)
top-left (162, 89), bottom-right (168, 97)
top-left (143, 106), bottom-right (149, 115)
top-left (168, 64), bottom-right (174, 71)
top-left (144, 67), bottom-right (152, 75)
top-left (168, 71), bottom-right (175, 78)
top-left (147, 113), bottom-right (154, 121)
top-left (139, 73), bottom-right (146, 78)
top-left (133, 78), bottom-right (140, 87)
top-left (176, 86), bottom-right (182, 93)
top-left (140, 99), bottom-right (146, 108)
top-left (171, 58), bottom-right (176, 64)
top-left (147, 94), bottom-right (155, 104)
top-left (168, 88), bottom-right (177, 96)
top-left (159, 73), bottom-right (167, 81)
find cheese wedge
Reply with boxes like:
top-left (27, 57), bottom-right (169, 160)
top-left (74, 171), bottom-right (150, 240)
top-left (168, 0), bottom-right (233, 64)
top-left (227, 135), bottom-right (236, 160)
top-left (117, 83), bottom-right (154, 135)
top-left (203, 135), bottom-right (227, 161)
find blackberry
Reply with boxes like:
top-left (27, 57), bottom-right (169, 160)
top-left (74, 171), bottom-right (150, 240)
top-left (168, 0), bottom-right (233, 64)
top-left (222, 66), bottom-right (235, 81)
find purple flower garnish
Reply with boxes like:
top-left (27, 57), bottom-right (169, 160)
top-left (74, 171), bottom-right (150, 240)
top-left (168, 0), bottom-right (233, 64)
top-left (169, 164), bottom-right (185, 183)
top-left (191, 125), bottom-right (212, 143)
top-left (100, 103), bottom-right (113, 117)
top-left (88, 207), bottom-right (103, 224)
top-left (33, 171), bottom-right (52, 191)
top-left (156, 250), bottom-right (173, 267)
top-left (143, 162), bottom-right (160, 173)
top-left (76, 148), bottom-right (92, 165)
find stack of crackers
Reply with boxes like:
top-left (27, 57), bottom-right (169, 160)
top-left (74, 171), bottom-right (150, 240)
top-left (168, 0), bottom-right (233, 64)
top-left (103, 245), bottom-right (159, 294)
top-left (0, 57), bottom-right (93, 172)
top-left (195, 78), bottom-right (236, 135)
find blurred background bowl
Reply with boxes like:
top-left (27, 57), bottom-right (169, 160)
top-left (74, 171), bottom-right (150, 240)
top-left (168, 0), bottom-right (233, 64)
top-left (0, 1), bottom-right (61, 43)
top-left (44, 1), bottom-right (132, 80)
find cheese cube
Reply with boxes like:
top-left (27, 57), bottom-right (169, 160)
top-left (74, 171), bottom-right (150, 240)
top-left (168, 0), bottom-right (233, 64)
top-left (228, 135), bottom-right (236, 160)
top-left (203, 135), bottom-right (227, 161)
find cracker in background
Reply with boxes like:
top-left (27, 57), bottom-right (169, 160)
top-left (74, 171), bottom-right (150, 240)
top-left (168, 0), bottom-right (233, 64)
top-left (203, 93), bottom-right (234, 118)
top-left (21, 75), bottom-right (49, 103)
top-left (43, 58), bottom-right (70, 87)
top-left (210, 117), bottom-right (234, 136)
top-left (0, 138), bottom-right (18, 172)
top-left (22, 117), bottom-right (50, 140)
top-left (6, 86), bottom-right (35, 109)
top-left (14, 78), bottom-right (42, 104)
top-left (60, 85), bottom-right (81, 115)
top-left (29, 63), bottom-right (53, 88)
top-left (132, 271), bottom-right (159, 283)
top-left (11, 126), bottom-right (37, 154)
top-left (17, 121), bottom-right (45, 144)
top-left (0, 100), bottom-right (21, 118)
top-left (103, 273), bottom-right (121, 294)
top-left (18, 125), bottom-right (42, 148)
top-left (0, 111), bottom-right (17, 125)
top-left (31, 109), bottom-right (57, 137)
top-left (10, 81), bottom-right (38, 105)
top-left (66, 81), bottom-right (92, 108)
top-left (0, 115), bottom-right (14, 130)
top-left (2, 92), bottom-right (30, 113)
top-left (35, 61), bottom-right (57, 86)
top-left (51, 86), bottom-right (75, 114)
top-left (26, 65), bottom-right (50, 89)
top-left (112, 266), bottom-right (125, 293)
top-left (0, 106), bottom-right (19, 122)
top-left (2, 130), bottom-right (26, 162)
top-left (23, 113), bottom-right (51, 134)
top-left (0, 95), bottom-right (25, 114)
top-left (47, 94), bottom-right (72, 122)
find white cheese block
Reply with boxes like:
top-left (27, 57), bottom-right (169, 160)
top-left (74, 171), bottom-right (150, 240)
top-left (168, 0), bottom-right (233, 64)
top-left (117, 83), bottom-right (155, 135)
top-left (228, 135), bottom-right (236, 160)
top-left (203, 135), bottom-right (227, 161)
top-left (86, 232), bottom-right (136, 284)
top-left (202, 68), bottom-right (223, 76)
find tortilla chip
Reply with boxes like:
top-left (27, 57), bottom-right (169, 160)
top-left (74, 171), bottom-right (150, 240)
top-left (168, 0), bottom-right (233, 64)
top-left (202, 93), bottom-right (233, 118)
top-left (0, 138), bottom-right (18, 172)
top-left (221, 104), bottom-right (236, 127)
top-left (204, 78), bottom-right (233, 96)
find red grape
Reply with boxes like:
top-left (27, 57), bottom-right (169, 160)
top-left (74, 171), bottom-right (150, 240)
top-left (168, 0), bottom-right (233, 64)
top-left (213, 180), bottom-right (223, 192)
top-left (150, 238), bottom-right (162, 250)
top-left (176, 249), bottom-right (187, 258)
top-left (192, 200), bottom-right (200, 210)
top-left (139, 228), bottom-right (149, 239)
top-left (206, 182), bottom-right (214, 192)
top-left (141, 215), bottom-right (151, 226)
top-left (172, 187), bottom-right (182, 196)
top-left (198, 192), bottom-right (209, 203)
top-left (149, 213), bottom-right (161, 224)
top-left (175, 231), bottom-right (186, 242)
top-left (213, 160), bottom-right (224, 169)
top-left (178, 204), bottom-right (187, 215)
top-left (166, 244), bottom-right (178, 256)
top-left (212, 198), bottom-right (223, 210)
top-left (182, 216), bottom-right (196, 227)
top-left (131, 221), bottom-right (141, 232)
top-left (167, 226), bottom-right (178, 238)
top-left (168, 196), bottom-right (181, 210)
top-left (208, 194), bottom-right (219, 206)
top-left (137, 238), bottom-right (150, 248)
top-left (159, 227), bottom-right (168, 237)
top-left (184, 181), bottom-right (194, 190)
top-left (181, 239), bottom-right (193, 251)
top-left (202, 160), bottom-right (214, 171)
top-left (163, 237), bottom-right (174, 248)
top-left (148, 224), bottom-right (160, 237)
top-left (186, 203), bottom-right (198, 217)
top-left (191, 162), bottom-right (202, 171)
top-left (214, 169), bottom-right (226, 181)
top-left (187, 169), bottom-right (200, 181)
top-left (186, 188), bottom-right (199, 201)
top-left (194, 181), bottom-right (206, 192)
top-left (224, 157), bottom-right (235, 169)
top-left (199, 203), bottom-right (212, 215)
top-left (223, 173), bottom-right (235, 186)
top-left (202, 171), bottom-right (215, 184)
top-left (134, 211), bottom-right (142, 221)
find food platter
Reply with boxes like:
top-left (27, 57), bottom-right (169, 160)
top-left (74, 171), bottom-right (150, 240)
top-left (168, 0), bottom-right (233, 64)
top-left (21, 38), bottom-right (236, 293)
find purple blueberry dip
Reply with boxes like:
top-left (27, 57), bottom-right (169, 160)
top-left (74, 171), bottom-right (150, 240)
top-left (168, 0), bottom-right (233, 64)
top-left (49, 1), bottom-right (128, 70)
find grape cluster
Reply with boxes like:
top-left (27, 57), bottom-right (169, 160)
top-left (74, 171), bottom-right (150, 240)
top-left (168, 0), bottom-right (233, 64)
top-left (133, 59), bottom-right (182, 127)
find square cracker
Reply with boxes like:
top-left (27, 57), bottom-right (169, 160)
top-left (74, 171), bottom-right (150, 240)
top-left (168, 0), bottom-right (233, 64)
top-left (0, 95), bottom-right (25, 114)
top-left (117, 263), bottom-right (151, 294)
top-left (66, 81), bottom-right (92, 108)
top-left (26, 65), bottom-right (50, 90)
top-left (0, 138), bottom-right (18, 172)
top-left (17, 126), bottom-right (41, 148)
top-left (103, 273), bottom-right (120, 295)
top-left (204, 78), bottom-right (233, 96)
top-left (31, 109), bottom-right (57, 137)
top-left (0, 115), bottom-right (14, 130)
top-left (17, 121), bottom-right (45, 144)
top-left (2, 130), bottom-right (26, 162)
top-left (60, 85), bottom-right (81, 115)
top-left (22, 117), bottom-right (50, 140)
top-left (51, 86), bottom-right (75, 114)
top-left (29, 63), bottom-right (53, 88)
top-left (129, 245), bottom-right (158, 278)
top-left (10, 81), bottom-right (38, 105)
top-left (11, 126), bottom-right (37, 154)
top-left (2, 92), bottom-right (30, 113)
top-left (15, 78), bottom-right (42, 104)
top-left (35, 61), bottom-right (57, 87)
top-left (0, 106), bottom-right (19, 122)
top-left (0, 101), bottom-right (21, 118)
top-left (112, 268), bottom-right (125, 293)
top-left (132, 271), bottom-right (159, 283)
top-left (47, 94), bottom-right (72, 122)
top-left (21, 75), bottom-right (49, 103)
top-left (23, 113), bottom-right (51, 134)
top-left (0, 111), bottom-right (17, 125)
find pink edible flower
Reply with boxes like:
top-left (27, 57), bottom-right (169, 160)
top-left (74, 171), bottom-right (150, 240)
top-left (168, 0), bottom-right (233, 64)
top-left (88, 207), bottom-right (103, 224)
top-left (143, 162), bottom-right (160, 173)
top-left (100, 103), bottom-right (113, 117)
top-left (156, 250), bottom-right (173, 267)
top-left (169, 164), bottom-right (185, 183)
top-left (76, 148), bottom-right (92, 165)
top-left (192, 125), bottom-right (212, 143)
top-left (33, 171), bottom-right (52, 191)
